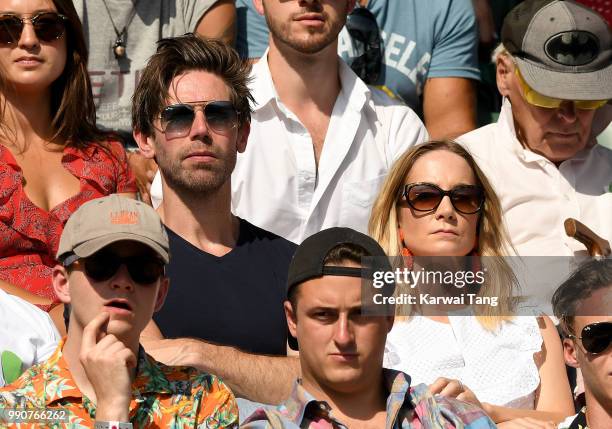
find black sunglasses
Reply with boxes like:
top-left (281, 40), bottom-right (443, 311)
top-left (402, 183), bottom-right (485, 215)
top-left (65, 251), bottom-right (165, 285)
top-left (0, 12), bottom-right (67, 44)
top-left (159, 100), bottom-right (239, 139)
top-left (345, 7), bottom-right (382, 84)
top-left (569, 321), bottom-right (612, 355)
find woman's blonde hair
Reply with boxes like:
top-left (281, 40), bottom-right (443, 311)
top-left (368, 140), bottom-right (518, 329)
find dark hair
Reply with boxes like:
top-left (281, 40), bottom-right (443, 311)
top-left (132, 34), bottom-right (253, 136)
top-left (552, 259), bottom-right (612, 335)
top-left (288, 243), bottom-right (370, 310)
top-left (49, 0), bottom-right (112, 146)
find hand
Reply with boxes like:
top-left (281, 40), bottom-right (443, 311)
top-left (497, 417), bottom-right (557, 429)
top-left (428, 377), bottom-right (483, 409)
top-left (80, 312), bottom-right (136, 421)
top-left (127, 151), bottom-right (157, 205)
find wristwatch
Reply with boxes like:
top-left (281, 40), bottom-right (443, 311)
top-left (93, 421), bottom-right (133, 429)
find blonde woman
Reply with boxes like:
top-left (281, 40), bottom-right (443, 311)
top-left (369, 140), bottom-right (573, 428)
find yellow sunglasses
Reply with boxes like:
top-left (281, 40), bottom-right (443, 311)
top-left (515, 68), bottom-right (608, 110)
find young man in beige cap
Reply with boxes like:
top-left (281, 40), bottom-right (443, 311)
top-left (0, 195), bottom-right (237, 429)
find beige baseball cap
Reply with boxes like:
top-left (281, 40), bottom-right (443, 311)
top-left (57, 195), bottom-right (169, 263)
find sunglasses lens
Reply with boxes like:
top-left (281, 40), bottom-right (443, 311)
top-left (83, 252), bottom-right (164, 285)
top-left (127, 256), bottom-right (165, 284)
top-left (407, 185), bottom-right (443, 211)
top-left (581, 322), bottom-right (612, 354)
top-left (83, 253), bottom-right (121, 282)
top-left (33, 13), bottom-right (66, 42)
top-left (0, 16), bottom-right (23, 44)
top-left (451, 187), bottom-right (484, 214)
top-left (161, 105), bottom-right (195, 139)
top-left (204, 101), bottom-right (238, 132)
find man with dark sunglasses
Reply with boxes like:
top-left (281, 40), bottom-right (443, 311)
top-left (132, 35), bottom-right (298, 407)
top-left (0, 195), bottom-right (238, 428)
top-left (552, 259), bottom-right (612, 429)
top-left (458, 0), bottom-right (612, 258)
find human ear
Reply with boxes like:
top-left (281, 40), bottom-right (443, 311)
top-left (563, 337), bottom-right (580, 369)
top-left (133, 129), bottom-right (157, 160)
top-left (496, 55), bottom-right (514, 97)
top-left (52, 265), bottom-right (71, 305)
top-left (284, 300), bottom-right (298, 338)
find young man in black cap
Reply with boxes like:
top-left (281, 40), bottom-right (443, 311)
top-left (243, 227), bottom-right (497, 429)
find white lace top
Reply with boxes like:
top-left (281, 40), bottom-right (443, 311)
top-left (384, 312), bottom-right (543, 409)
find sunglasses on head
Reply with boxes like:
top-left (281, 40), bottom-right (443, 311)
top-left (0, 12), bottom-right (67, 45)
top-left (514, 68), bottom-right (608, 110)
top-left (65, 250), bottom-right (165, 285)
top-left (569, 321), bottom-right (612, 355)
top-left (402, 183), bottom-right (485, 215)
top-left (346, 7), bottom-right (382, 84)
top-left (159, 100), bottom-right (239, 139)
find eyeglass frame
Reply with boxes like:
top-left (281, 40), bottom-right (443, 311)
top-left (155, 100), bottom-right (242, 138)
top-left (0, 12), bottom-right (68, 44)
top-left (566, 321), bottom-right (612, 355)
top-left (400, 182), bottom-right (485, 215)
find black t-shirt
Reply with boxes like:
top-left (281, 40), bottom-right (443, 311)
top-left (154, 219), bottom-right (296, 356)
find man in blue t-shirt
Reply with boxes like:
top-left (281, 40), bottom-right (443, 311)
top-left (236, 0), bottom-right (480, 139)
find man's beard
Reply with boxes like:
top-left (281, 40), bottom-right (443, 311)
top-left (156, 143), bottom-right (235, 196)
top-left (264, 7), bottom-right (344, 54)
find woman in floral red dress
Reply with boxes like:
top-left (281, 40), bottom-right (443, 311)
top-left (0, 0), bottom-right (136, 330)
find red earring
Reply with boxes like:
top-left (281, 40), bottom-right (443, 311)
top-left (398, 227), bottom-right (414, 270)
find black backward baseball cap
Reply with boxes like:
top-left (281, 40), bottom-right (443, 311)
top-left (285, 227), bottom-right (394, 350)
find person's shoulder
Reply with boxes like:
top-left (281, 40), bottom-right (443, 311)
top-left (240, 219), bottom-right (298, 253)
top-left (456, 123), bottom-right (504, 159)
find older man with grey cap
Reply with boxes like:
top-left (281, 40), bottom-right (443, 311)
top-left (0, 195), bottom-right (238, 429)
top-left (458, 0), bottom-right (612, 257)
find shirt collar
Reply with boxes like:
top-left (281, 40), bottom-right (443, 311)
top-left (250, 49), bottom-right (371, 114)
top-left (279, 369), bottom-right (411, 427)
top-left (43, 339), bottom-right (175, 406)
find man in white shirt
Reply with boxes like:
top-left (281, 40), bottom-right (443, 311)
top-left (229, 0), bottom-right (427, 243)
top-left (458, 0), bottom-right (612, 257)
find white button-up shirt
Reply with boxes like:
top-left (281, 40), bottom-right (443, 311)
top-left (230, 53), bottom-right (428, 243)
top-left (458, 99), bottom-right (612, 257)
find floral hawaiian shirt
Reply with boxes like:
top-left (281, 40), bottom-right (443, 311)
top-left (241, 369), bottom-right (496, 429)
top-left (0, 340), bottom-right (237, 428)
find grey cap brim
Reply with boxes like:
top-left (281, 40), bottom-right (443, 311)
top-left (516, 57), bottom-right (612, 101)
top-left (71, 232), bottom-right (170, 263)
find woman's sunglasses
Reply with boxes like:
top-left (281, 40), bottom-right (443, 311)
top-left (569, 321), bottom-right (612, 355)
top-left (0, 12), bottom-right (67, 44)
top-left (515, 68), bottom-right (608, 110)
top-left (402, 183), bottom-right (485, 215)
top-left (159, 100), bottom-right (239, 139)
top-left (65, 251), bottom-right (165, 285)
